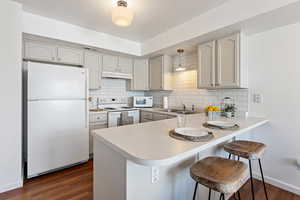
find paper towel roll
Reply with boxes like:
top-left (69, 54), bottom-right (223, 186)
top-left (163, 96), bottom-right (169, 109)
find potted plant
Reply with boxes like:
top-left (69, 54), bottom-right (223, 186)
top-left (223, 104), bottom-right (236, 118)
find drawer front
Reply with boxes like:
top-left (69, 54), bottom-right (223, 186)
top-left (168, 115), bottom-right (177, 119)
top-left (141, 119), bottom-right (153, 123)
top-left (153, 113), bottom-right (168, 121)
top-left (141, 111), bottom-right (153, 120)
top-left (90, 113), bottom-right (107, 123)
top-left (89, 124), bottom-right (107, 154)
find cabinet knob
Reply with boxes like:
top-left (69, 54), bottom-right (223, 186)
top-left (51, 57), bottom-right (55, 61)
top-left (57, 58), bottom-right (61, 61)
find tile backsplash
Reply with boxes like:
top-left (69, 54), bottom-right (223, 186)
top-left (89, 79), bottom-right (144, 108)
top-left (89, 79), bottom-right (249, 115)
top-left (145, 89), bottom-right (249, 113)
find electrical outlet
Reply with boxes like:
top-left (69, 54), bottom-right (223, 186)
top-left (151, 167), bottom-right (159, 184)
top-left (297, 158), bottom-right (300, 169)
top-left (253, 94), bottom-right (263, 104)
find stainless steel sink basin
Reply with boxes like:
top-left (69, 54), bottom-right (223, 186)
top-left (159, 109), bottom-right (196, 115)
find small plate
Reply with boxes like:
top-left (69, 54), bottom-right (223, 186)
top-left (206, 121), bottom-right (236, 128)
top-left (174, 128), bottom-right (210, 137)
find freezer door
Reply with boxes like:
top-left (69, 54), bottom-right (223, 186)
top-left (27, 62), bottom-right (87, 100)
top-left (27, 100), bottom-right (89, 177)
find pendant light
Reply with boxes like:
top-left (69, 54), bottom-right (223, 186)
top-left (112, 0), bottom-right (134, 27)
top-left (175, 49), bottom-right (186, 72)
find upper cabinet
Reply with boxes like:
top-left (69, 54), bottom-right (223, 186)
top-left (197, 33), bottom-right (247, 89)
top-left (130, 59), bottom-right (149, 91)
top-left (216, 34), bottom-right (240, 88)
top-left (149, 55), bottom-right (172, 90)
top-left (84, 51), bottom-right (102, 90)
top-left (118, 57), bottom-right (133, 75)
top-left (102, 54), bottom-right (118, 73)
top-left (102, 54), bottom-right (133, 79)
top-left (24, 41), bottom-right (57, 62)
top-left (57, 47), bottom-right (84, 66)
top-left (24, 40), bottom-right (84, 66)
top-left (198, 41), bottom-right (216, 88)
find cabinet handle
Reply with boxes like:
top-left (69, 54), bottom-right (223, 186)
top-left (51, 57), bottom-right (55, 61)
top-left (57, 57), bottom-right (61, 61)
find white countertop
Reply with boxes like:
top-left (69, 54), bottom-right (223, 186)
top-left (93, 114), bottom-right (269, 166)
top-left (140, 108), bottom-right (182, 116)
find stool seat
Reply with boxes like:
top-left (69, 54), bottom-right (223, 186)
top-left (224, 140), bottom-right (266, 160)
top-left (190, 157), bottom-right (248, 194)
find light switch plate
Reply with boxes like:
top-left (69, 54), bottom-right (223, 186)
top-left (297, 158), bottom-right (300, 169)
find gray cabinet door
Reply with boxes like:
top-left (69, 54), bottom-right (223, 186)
top-left (57, 47), bottom-right (84, 66)
top-left (198, 41), bottom-right (216, 89)
top-left (24, 41), bottom-right (57, 62)
top-left (132, 59), bottom-right (149, 90)
top-left (102, 54), bottom-right (118, 73)
top-left (118, 57), bottom-right (133, 75)
top-left (84, 51), bottom-right (102, 89)
top-left (152, 113), bottom-right (168, 121)
top-left (149, 56), bottom-right (163, 90)
top-left (216, 34), bottom-right (240, 88)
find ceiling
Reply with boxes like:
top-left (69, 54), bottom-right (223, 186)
top-left (14, 0), bottom-right (228, 42)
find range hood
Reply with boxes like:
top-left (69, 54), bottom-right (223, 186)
top-left (102, 71), bottom-right (132, 80)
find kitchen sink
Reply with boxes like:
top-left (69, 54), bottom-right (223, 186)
top-left (159, 109), bottom-right (196, 115)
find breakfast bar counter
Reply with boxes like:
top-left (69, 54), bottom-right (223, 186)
top-left (93, 114), bottom-right (269, 200)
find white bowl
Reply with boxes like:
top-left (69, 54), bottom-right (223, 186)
top-left (174, 128), bottom-right (210, 137)
top-left (206, 121), bottom-right (236, 128)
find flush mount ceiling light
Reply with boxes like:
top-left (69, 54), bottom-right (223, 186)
top-left (175, 49), bottom-right (186, 72)
top-left (112, 0), bottom-right (134, 27)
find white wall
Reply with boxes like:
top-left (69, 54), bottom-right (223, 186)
top-left (141, 0), bottom-right (299, 55)
top-left (22, 12), bottom-right (141, 56)
top-left (247, 22), bottom-right (300, 195)
top-left (0, 0), bottom-right (23, 193)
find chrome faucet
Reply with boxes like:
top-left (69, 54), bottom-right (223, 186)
top-left (192, 104), bottom-right (195, 112)
top-left (182, 104), bottom-right (186, 111)
top-left (96, 98), bottom-right (100, 109)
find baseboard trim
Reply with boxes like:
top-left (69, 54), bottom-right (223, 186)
top-left (0, 180), bottom-right (23, 194)
top-left (253, 172), bottom-right (300, 196)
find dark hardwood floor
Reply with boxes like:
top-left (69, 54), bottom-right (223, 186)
top-left (0, 161), bottom-right (93, 200)
top-left (0, 160), bottom-right (299, 200)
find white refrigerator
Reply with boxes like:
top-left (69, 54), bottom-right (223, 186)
top-left (24, 62), bottom-right (89, 178)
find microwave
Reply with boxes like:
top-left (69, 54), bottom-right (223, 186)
top-left (133, 96), bottom-right (153, 108)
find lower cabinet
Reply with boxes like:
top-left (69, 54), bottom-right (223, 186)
top-left (140, 111), bottom-right (176, 123)
top-left (153, 113), bottom-right (169, 121)
top-left (89, 113), bottom-right (107, 155)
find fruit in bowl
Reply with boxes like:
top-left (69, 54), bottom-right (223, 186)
top-left (205, 105), bottom-right (221, 120)
top-left (205, 105), bottom-right (221, 111)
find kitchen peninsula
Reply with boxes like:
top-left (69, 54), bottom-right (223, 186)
top-left (93, 114), bottom-right (269, 200)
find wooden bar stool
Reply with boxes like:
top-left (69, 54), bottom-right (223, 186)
top-left (224, 140), bottom-right (268, 200)
top-left (190, 156), bottom-right (248, 200)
